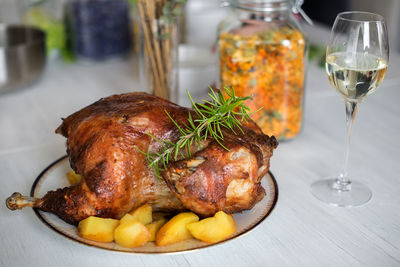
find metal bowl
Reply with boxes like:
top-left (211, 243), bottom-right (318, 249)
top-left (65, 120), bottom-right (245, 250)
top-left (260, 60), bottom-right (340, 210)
top-left (0, 24), bottom-right (46, 94)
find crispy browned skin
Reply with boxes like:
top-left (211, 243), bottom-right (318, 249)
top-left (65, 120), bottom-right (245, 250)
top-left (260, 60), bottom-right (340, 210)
top-left (33, 92), bottom-right (277, 225)
top-left (164, 122), bottom-right (277, 216)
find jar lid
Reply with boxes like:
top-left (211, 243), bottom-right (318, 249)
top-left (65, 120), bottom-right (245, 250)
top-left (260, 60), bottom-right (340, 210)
top-left (223, 0), bottom-right (290, 12)
top-left (222, 0), bottom-right (313, 24)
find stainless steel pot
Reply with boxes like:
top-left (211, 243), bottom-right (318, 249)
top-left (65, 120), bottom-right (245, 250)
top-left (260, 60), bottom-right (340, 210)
top-left (0, 24), bottom-right (46, 94)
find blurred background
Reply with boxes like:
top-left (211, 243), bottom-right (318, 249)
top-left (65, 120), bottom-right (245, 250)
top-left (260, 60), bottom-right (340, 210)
top-left (0, 0), bottom-right (398, 99)
top-left (303, 0), bottom-right (400, 52)
top-left (1, 0), bottom-right (399, 51)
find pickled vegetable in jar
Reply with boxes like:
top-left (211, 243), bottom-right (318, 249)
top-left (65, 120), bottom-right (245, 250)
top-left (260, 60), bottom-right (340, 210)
top-left (218, 0), bottom-right (308, 140)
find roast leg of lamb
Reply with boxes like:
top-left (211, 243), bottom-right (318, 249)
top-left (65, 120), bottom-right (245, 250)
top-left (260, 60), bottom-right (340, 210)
top-left (6, 93), bottom-right (278, 225)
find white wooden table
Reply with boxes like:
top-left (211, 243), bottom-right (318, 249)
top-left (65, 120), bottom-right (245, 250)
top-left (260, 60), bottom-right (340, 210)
top-left (1, 24), bottom-right (400, 267)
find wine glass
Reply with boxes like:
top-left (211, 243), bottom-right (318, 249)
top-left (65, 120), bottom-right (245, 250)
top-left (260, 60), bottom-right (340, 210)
top-left (311, 11), bottom-right (389, 207)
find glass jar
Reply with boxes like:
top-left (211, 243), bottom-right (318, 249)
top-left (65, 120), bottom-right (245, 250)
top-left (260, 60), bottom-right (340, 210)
top-left (65, 0), bottom-right (132, 61)
top-left (218, 0), bottom-right (307, 140)
top-left (20, 0), bottom-right (65, 58)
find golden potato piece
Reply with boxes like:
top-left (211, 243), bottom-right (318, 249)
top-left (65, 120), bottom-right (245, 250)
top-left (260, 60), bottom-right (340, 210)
top-left (128, 204), bottom-right (152, 225)
top-left (186, 211), bottom-right (237, 243)
top-left (156, 212), bottom-right (199, 246)
top-left (146, 218), bottom-right (167, 242)
top-left (77, 216), bottom-right (119, 243)
top-left (119, 213), bottom-right (139, 225)
top-left (66, 170), bottom-right (82, 186)
top-left (114, 220), bottom-right (151, 248)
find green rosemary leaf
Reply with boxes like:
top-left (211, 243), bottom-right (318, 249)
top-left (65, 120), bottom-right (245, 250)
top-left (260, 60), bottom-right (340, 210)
top-left (188, 93), bottom-right (205, 119)
top-left (196, 103), bottom-right (214, 112)
top-left (213, 133), bottom-right (229, 151)
top-left (134, 145), bottom-right (147, 156)
top-left (165, 110), bottom-right (185, 134)
top-left (216, 121), bottom-right (224, 138)
top-left (196, 133), bottom-right (202, 148)
top-left (146, 133), bottom-right (168, 150)
top-left (208, 90), bottom-right (220, 104)
top-left (185, 142), bottom-right (191, 158)
top-left (173, 145), bottom-right (180, 160)
top-left (188, 113), bottom-right (196, 129)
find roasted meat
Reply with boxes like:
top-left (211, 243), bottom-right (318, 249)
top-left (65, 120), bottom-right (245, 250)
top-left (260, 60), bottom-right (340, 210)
top-left (6, 93), bottom-right (277, 225)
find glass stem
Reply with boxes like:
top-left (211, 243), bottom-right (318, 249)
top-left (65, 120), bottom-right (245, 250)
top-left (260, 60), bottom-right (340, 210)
top-left (335, 100), bottom-right (358, 191)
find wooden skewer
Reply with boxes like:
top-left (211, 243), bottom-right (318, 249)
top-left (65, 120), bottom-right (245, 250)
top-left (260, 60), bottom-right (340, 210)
top-left (162, 25), bottom-right (173, 99)
top-left (146, 1), bottom-right (167, 98)
top-left (138, 0), bottom-right (176, 100)
top-left (138, 0), bottom-right (162, 95)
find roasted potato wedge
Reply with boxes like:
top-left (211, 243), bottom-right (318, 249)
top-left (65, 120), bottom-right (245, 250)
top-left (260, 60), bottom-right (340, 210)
top-left (77, 216), bottom-right (119, 243)
top-left (127, 204), bottom-right (152, 225)
top-left (156, 212), bottom-right (199, 246)
top-left (119, 213), bottom-right (136, 225)
top-left (186, 211), bottom-right (237, 243)
top-left (146, 218), bottom-right (167, 242)
top-left (114, 220), bottom-right (151, 248)
top-left (66, 170), bottom-right (82, 186)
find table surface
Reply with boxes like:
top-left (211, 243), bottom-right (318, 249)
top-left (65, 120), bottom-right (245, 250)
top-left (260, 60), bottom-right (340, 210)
top-left (1, 24), bottom-right (400, 267)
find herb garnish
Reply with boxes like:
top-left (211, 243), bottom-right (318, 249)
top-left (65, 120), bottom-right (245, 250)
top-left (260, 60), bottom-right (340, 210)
top-left (139, 87), bottom-right (256, 179)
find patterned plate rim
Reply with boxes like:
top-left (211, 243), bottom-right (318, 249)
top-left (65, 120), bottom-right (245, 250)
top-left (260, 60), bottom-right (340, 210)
top-left (30, 155), bottom-right (279, 254)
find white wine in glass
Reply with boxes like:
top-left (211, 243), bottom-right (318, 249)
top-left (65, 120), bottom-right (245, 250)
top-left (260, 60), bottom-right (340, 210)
top-left (326, 52), bottom-right (387, 102)
top-left (311, 11), bottom-right (389, 207)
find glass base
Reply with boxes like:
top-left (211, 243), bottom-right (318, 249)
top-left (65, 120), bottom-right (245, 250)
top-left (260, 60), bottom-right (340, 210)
top-left (311, 178), bottom-right (372, 207)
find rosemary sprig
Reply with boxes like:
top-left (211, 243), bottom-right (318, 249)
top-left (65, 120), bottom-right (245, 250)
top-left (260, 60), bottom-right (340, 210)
top-left (141, 87), bottom-right (255, 179)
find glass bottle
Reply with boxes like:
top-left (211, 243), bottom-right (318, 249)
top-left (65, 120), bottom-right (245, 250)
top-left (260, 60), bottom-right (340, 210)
top-left (218, 0), bottom-right (308, 140)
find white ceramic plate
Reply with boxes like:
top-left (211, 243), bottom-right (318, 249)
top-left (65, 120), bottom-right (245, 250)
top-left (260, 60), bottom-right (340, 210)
top-left (31, 155), bottom-right (278, 254)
